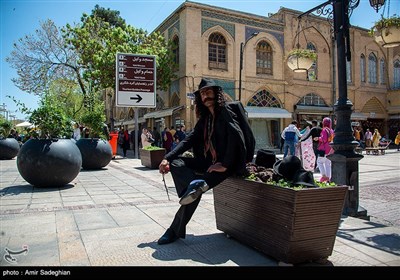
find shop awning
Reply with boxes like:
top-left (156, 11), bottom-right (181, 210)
top-left (295, 105), bottom-right (333, 114)
top-left (114, 118), bottom-right (146, 126)
top-left (143, 105), bottom-right (184, 119)
top-left (351, 112), bottom-right (368, 120)
top-left (244, 107), bottom-right (292, 119)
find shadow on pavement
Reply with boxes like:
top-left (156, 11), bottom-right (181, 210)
top-left (1, 183), bottom-right (74, 196)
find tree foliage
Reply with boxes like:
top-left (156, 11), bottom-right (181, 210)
top-left (6, 20), bottom-right (86, 96)
top-left (91, 4), bottom-right (126, 28)
top-left (7, 5), bottom-right (177, 97)
top-left (63, 12), bottom-right (176, 92)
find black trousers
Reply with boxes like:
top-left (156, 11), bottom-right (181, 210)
top-left (168, 157), bottom-right (231, 238)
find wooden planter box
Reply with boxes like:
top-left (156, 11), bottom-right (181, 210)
top-left (139, 148), bottom-right (166, 169)
top-left (213, 177), bottom-right (348, 264)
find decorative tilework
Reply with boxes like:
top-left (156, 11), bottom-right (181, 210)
top-left (202, 10), bottom-right (283, 32)
top-left (245, 26), bottom-right (284, 49)
top-left (168, 20), bottom-right (180, 39)
top-left (170, 80), bottom-right (180, 94)
top-left (202, 19), bottom-right (235, 39)
top-left (158, 14), bottom-right (179, 34)
top-left (214, 79), bottom-right (235, 100)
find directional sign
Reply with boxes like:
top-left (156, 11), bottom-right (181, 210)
top-left (116, 53), bottom-right (156, 107)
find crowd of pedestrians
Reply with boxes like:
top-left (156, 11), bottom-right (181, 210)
top-left (115, 124), bottom-right (187, 157)
top-left (277, 117), bottom-right (400, 183)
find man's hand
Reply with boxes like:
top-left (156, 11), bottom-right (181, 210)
top-left (207, 162), bottom-right (227, 173)
top-left (159, 159), bottom-right (170, 174)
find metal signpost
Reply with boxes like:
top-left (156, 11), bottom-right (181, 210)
top-left (116, 53), bottom-right (157, 158)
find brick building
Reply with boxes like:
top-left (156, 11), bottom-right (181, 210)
top-left (107, 1), bottom-right (400, 150)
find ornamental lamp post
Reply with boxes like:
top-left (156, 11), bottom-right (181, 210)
top-left (238, 32), bottom-right (259, 102)
top-left (298, 0), bottom-right (385, 218)
top-left (369, 0), bottom-right (386, 12)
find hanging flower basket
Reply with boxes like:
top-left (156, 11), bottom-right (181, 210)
top-left (370, 15), bottom-right (400, 48)
top-left (287, 49), bottom-right (317, 73)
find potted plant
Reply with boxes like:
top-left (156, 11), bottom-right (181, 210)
top-left (370, 15), bottom-right (400, 48)
top-left (0, 117), bottom-right (20, 160)
top-left (140, 145), bottom-right (166, 169)
top-left (75, 97), bottom-right (113, 170)
top-left (16, 96), bottom-right (82, 187)
top-left (213, 160), bottom-right (347, 265)
top-left (287, 48), bottom-right (317, 73)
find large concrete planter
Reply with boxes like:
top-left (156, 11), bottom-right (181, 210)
top-left (17, 139), bottom-right (82, 187)
top-left (76, 138), bottom-right (112, 170)
top-left (0, 138), bottom-right (20, 160)
top-left (213, 177), bottom-right (348, 264)
top-left (140, 148), bottom-right (166, 169)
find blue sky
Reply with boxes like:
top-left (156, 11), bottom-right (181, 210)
top-left (1, 0), bottom-right (399, 120)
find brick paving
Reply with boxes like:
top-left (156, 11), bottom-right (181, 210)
top-left (0, 148), bottom-right (399, 267)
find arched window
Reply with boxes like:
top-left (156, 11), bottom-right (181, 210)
top-left (346, 60), bottom-right (352, 83)
top-left (307, 42), bottom-right (317, 81)
top-left (128, 108), bottom-right (134, 119)
top-left (394, 59), bottom-right (400, 89)
top-left (360, 54), bottom-right (366, 82)
top-left (256, 41), bottom-right (272, 74)
top-left (298, 93), bottom-right (327, 106)
top-left (172, 35), bottom-right (179, 66)
top-left (379, 58), bottom-right (385, 84)
top-left (247, 90), bottom-right (281, 107)
top-left (208, 32), bottom-right (227, 70)
top-left (368, 53), bottom-right (377, 84)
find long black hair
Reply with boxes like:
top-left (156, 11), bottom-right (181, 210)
top-left (194, 87), bottom-right (226, 119)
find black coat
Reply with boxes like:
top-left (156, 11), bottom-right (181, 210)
top-left (165, 104), bottom-right (247, 175)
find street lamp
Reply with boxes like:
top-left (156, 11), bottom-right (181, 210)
top-left (369, 0), bottom-right (386, 12)
top-left (298, 0), bottom-right (385, 218)
top-left (0, 103), bottom-right (7, 119)
top-left (238, 32), bottom-right (259, 102)
top-left (9, 114), bottom-right (16, 125)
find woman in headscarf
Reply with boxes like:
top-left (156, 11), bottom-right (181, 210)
top-left (314, 117), bottom-right (334, 182)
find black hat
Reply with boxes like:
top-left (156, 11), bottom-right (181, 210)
top-left (291, 169), bottom-right (317, 187)
top-left (273, 155), bottom-right (303, 181)
top-left (193, 78), bottom-right (222, 96)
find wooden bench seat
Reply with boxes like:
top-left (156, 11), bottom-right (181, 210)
top-left (365, 147), bottom-right (387, 155)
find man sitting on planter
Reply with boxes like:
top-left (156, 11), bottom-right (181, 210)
top-left (158, 78), bottom-right (255, 245)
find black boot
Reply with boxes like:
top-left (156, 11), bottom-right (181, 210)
top-left (157, 228), bottom-right (179, 245)
top-left (179, 179), bottom-right (209, 206)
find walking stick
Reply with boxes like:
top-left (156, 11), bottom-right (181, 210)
top-left (162, 173), bottom-right (170, 201)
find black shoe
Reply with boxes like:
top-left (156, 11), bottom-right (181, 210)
top-left (179, 179), bottom-right (209, 206)
top-left (157, 228), bottom-right (179, 245)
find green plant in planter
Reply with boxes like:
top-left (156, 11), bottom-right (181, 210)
top-left (142, 145), bottom-right (164, 151)
top-left (29, 102), bottom-right (72, 139)
top-left (9, 91), bottom-right (73, 139)
top-left (0, 118), bottom-right (13, 139)
top-left (246, 173), bottom-right (337, 190)
top-left (79, 98), bottom-right (107, 139)
top-left (287, 48), bottom-right (317, 61)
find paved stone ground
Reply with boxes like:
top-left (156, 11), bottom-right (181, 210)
top-left (0, 147), bottom-right (399, 267)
